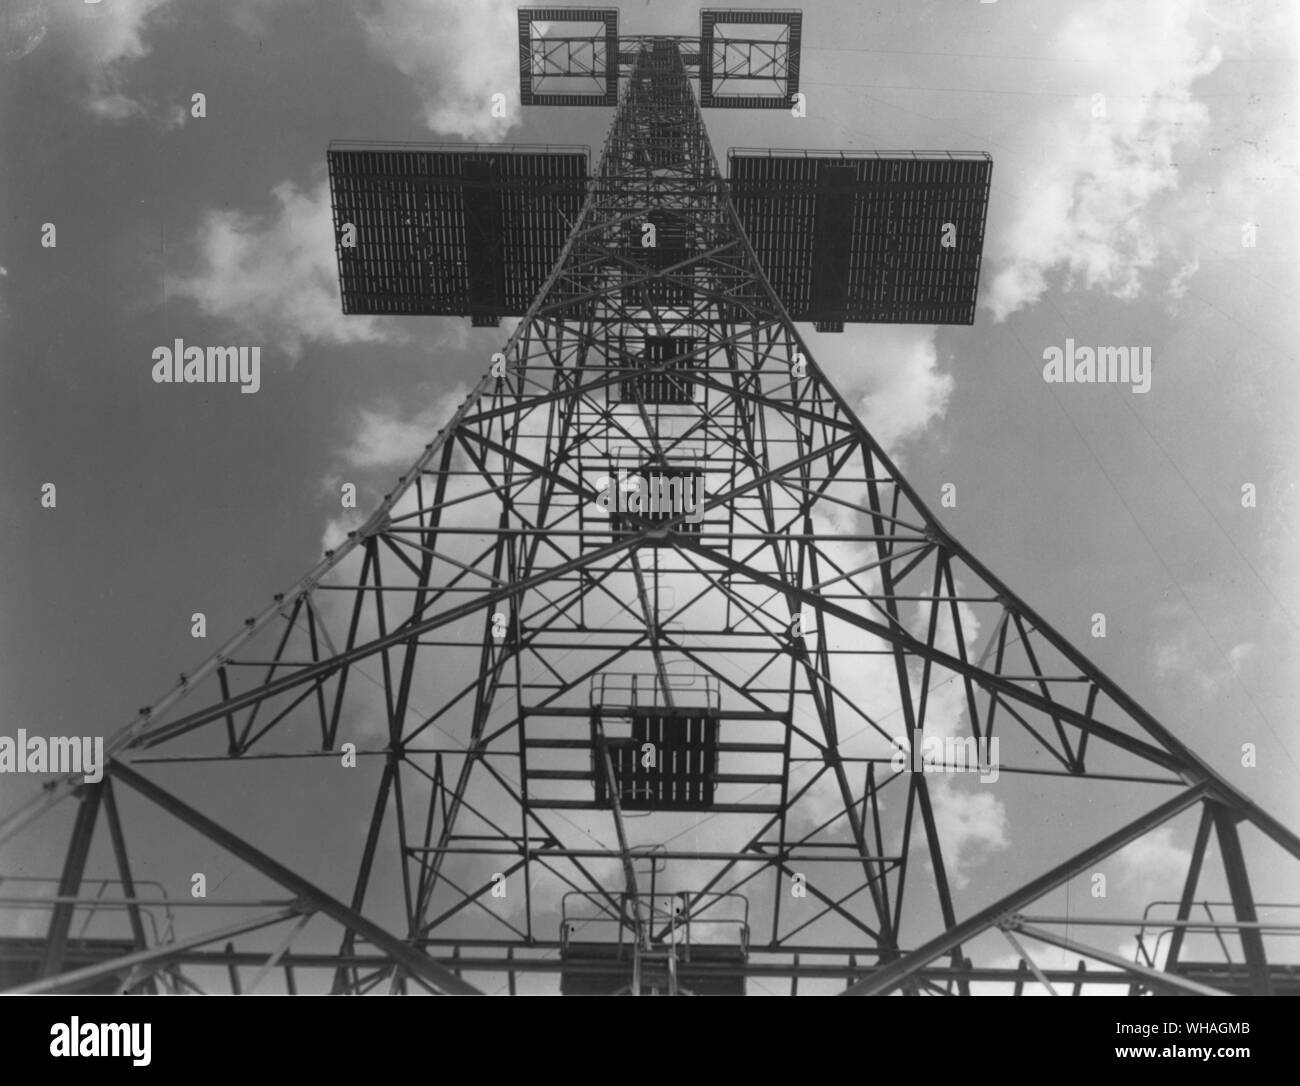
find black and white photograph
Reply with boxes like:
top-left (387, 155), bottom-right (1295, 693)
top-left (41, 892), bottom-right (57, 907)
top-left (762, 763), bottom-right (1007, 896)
top-left (0, 0), bottom-right (1296, 1058)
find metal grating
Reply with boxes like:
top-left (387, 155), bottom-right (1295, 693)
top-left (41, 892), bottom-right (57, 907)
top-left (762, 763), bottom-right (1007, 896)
top-left (518, 7), bottom-right (620, 107)
top-left (607, 461), bottom-right (706, 545)
top-left (621, 208), bottom-right (694, 308)
top-left (328, 142), bottom-right (588, 321)
top-left (728, 149), bottom-right (993, 325)
top-left (612, 335), bottom-right (698, 404)
top-left (593, 710), bottom-right (720, 810)
top-left (699, 9), bottom-right (802, 109)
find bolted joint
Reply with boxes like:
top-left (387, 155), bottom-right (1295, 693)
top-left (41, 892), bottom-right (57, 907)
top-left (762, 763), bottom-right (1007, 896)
top-left (924, 524), bottom-right (952, 549)
top-left (995, 912), bottom-right (1024, 932)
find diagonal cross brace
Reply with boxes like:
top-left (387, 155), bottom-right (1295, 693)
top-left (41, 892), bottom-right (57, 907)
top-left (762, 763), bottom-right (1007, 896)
top-left (841, 786), bottom-right (1208, 995)
top-left (109, 759), bottom-right (481, 995)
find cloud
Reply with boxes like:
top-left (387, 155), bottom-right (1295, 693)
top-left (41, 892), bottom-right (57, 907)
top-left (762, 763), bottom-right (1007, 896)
top-left (926, 775), bottom-right (1009, 890)
top-left (984, 0), bottom-right (1225, 320)
top-left (224, 0), bottom-right (300, 40)
top-left (320, 387), bottom-right (472, 550)
top-left (0, 2), bottom-right (49, 61)
top-left (356, 0), bottom-right (521, 140)
top-left (1115, 933), bottom-right (1169, 972)
top-left (1166, 255), bottom-right (1200, 303)
top-left (306, 335), bottom-right (989, 907)
top-left (982, 943), bottom-right (1112, 995)
top-left (166, 179), bottom-right (402, 360)
top-left (11, 0), bottom-right (177, 121)
top-left (1151, 599), bottom-right (1254, 699)
top-left (811, 325), bottom-right (953, 452)
top-left (1116, 824), bottom-right (1191, 887)
top-left (339, 397), bottom-right (470, 472)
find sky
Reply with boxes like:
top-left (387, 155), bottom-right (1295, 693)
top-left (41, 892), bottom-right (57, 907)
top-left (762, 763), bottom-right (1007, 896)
top-left (0, 0), bottom-right (1297, 995)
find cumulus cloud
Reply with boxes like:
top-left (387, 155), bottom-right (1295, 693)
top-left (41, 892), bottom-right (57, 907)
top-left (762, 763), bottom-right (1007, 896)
top-left (320, 387), bottom-right (472, 550)
top-left (7, 0), bottom-right (177, 121)
top-left (1166, 255), bottom-right (1200, 303)
top-left (982, 943), bottom-right (1111, 995)
top-left (984, 0), bottom-right (1226, 320)
top-left (64, 0), bottom-right (172, 119)
top-left (1116, 933), bottom-right (1170, 972)
top-left (927, 776), bottom-right (1009, 889)
top-left (1151, 599), bottom-right (1254, 699)
top-left (0, 2), bottom-right (49, 61)
top-left (888, 590), bottom-right (1010, 889)
top-left (1116, 824), bottom-right (1191, 887)
top-left (9, 0), bottom-right (523, 135)
top-left (811, 325), bottom-right (953, 452)
top-left (357, 0), bottom-right (521, 140)
top-left (166, 179), bottom-right (402, 360)
top-left (339, 396), bottom-right (470, 472)
top-left (305, 326), bottom-right (983, 908)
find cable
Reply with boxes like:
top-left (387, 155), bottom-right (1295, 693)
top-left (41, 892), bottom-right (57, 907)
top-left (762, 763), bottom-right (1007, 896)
top-left (799, 78), bottom-right (1254, 101)
top-left (803, 45), bottom-right (1286, 66)
top-left (1044, 290), bottom-right (1300, 636)
top-left (1005, 307), bottom-right (1300, 780)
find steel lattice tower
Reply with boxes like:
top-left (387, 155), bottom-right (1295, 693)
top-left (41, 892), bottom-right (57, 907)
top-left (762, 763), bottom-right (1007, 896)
top-left (3, 8), bottom-right (1298, 997)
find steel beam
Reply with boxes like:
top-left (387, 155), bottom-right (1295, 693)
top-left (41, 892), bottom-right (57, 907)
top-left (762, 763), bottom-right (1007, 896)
top-left (39, 781), bottom-right (103, 978)
top-left (109, 759), bottom-right (480, 995)
top-left (842, 787), bottom-right (1208, 995)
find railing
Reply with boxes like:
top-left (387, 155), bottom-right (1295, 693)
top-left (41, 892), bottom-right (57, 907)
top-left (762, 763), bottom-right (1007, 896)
top-left (327, 138), bottom-right (591, 155)
top-left (1135, 899), bottom-right (1300, 970)
top-left (728, 146), bottom-right (993, 162)
top-left (0, 874), bottom-right (177, 949)
top-left (560, 888), bottom-right (750, 958)
top-left (590, 671), bottom-right (719, 710)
